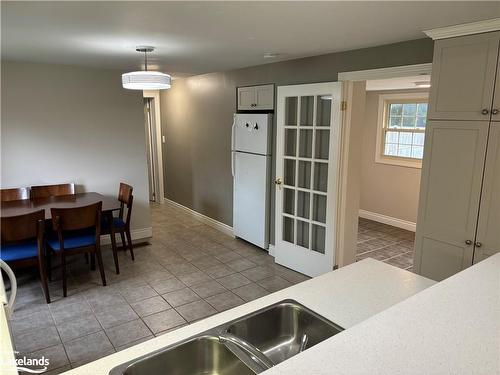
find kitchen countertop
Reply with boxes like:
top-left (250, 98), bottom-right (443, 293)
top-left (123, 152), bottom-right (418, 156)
top-left (265, 253), bottom-right (500, 375)
top-left (63, 258), bottom-right (435, 375)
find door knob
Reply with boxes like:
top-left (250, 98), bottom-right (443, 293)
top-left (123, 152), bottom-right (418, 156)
top-left (481, 109), bottom-right (490, 115)
top-left (475, 241), bottom-right (482, 248)
top-left (465, 240), bottom-right (472, 245)
top-left (492, 109), bottom-right (499, 115)
top-left (275, 177), bottom-right (283, 190)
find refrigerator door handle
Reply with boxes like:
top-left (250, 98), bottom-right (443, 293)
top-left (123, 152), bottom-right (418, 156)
top-left (231, 151), bottom-right (235, 177)
top-left (231, 114), bottom-right (236, 151)
top-left (231, 114), bottom-right (236, 177)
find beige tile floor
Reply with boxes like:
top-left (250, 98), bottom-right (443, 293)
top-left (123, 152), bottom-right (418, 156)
top-left (356, 217), bottom-right (415, 270)
top-left (7, 203), bottom-right (308, 374)
top-left (6, 204), bottom-right (414, 374)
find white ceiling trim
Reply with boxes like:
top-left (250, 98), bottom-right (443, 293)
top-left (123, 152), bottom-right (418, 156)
top-left (424, 18), bottom-right (500, 40)
top-left (337, 63), bottom-right (432, 82)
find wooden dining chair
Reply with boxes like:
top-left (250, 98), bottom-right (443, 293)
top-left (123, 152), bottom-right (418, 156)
top-left (0, 210), bottom-right (50, 303)
top-left (47, 201), bottom-right (105, 297)
top-left (31, 183), bottom-right (75, 199)
top-left (0, 187), bottom-right (30, 202)
top-left (101, 183), bottom-right (135, 274)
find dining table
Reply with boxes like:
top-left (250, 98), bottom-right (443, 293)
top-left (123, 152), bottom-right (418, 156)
top-left (0, 192), bottom-right (121, 219)
top-left (1, 192), bottom-right (123, 271)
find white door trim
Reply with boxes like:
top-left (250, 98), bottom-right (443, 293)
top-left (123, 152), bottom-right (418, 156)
top-left (143, 90), bottom-right (165, 203)
top-left (337, 63), bottom-right (432, 82)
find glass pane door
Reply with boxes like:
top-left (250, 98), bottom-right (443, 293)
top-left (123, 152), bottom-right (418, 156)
top-left (281, 95), bottom-right (331, 254)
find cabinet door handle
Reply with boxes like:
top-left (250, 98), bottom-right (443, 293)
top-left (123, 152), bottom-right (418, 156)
top-left (475, 241), bottom-right (482, 248)
top-left (465, 240), bottom-right (472, 245)
top-left (492, 109), bottom-right (499, 115)
top-left (481, 109), bottom-right (490, 115)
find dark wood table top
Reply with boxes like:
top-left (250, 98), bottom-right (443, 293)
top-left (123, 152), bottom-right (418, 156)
top-left (0, 192), bottom-right (121, 219)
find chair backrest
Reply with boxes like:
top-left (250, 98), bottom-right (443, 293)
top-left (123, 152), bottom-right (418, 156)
top-left (118, 183), bottom-right (133, 225)
top-left (118, 183), bottom-right (133, 205)
top-left (51, 201), bottom-right (102, 232)
top-left (31, 183), bottom-right (75, 199)
top-left (0, 187), bottom-right (30, 202)
top-left (1, 209), bottom-right (45, 244)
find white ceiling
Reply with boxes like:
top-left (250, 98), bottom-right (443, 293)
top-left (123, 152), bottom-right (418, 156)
top-left (2, 2), bottom-right (499, 78)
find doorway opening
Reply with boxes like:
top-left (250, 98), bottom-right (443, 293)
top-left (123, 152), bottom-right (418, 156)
top-left (144, 98), bottom-right (157, 202)
top-left (143, 90), bottom-right (165, 204)
top-left (338, 64), bottom-right (432, 271)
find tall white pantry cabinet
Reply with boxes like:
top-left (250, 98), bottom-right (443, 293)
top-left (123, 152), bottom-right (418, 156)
top-left (414, 31), bottom-right (500, 281)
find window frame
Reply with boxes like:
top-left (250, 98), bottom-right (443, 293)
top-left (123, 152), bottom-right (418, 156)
top-left (375, 92), bottom-right (429, 169)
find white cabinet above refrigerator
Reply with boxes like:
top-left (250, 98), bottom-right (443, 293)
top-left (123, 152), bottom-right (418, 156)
top-left (237, 84), bottom-right (275, 111)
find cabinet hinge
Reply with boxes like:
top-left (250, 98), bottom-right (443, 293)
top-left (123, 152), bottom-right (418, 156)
top-left (341, 101), bottom-right (347, 111)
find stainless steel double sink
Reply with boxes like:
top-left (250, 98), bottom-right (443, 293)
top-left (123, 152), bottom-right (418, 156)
top-left (110, 299), bottom-right (344, 375)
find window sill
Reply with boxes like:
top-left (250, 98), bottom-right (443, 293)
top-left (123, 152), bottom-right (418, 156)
top-left (375, 156), bottom-right (422, 169)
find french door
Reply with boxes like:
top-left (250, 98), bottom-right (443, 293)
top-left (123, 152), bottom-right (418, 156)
top-left (274, 82), bottom-right (342, 277)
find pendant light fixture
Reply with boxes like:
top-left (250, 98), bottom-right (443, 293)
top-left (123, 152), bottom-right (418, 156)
top-left (122, 46), bottom-right (171, 90)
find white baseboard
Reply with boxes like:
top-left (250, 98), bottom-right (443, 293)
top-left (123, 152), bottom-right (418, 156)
top-left (358, 209), bottom-right (416, 232)
top-left (100, 227), bottom-right (153, 245)
top-left (165, 199), bottom-right (234, 237)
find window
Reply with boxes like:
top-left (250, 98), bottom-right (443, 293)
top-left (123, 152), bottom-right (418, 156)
top-left (376, 93), bottom-right (429, 168)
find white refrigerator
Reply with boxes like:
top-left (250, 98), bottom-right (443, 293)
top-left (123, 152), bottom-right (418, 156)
top-left (231, 113), bottom-right (273, 250)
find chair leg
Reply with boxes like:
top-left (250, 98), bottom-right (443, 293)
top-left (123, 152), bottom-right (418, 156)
top-left (125, 228), bottom-right (135, 261)
top-left (95, 249), bottom-right (107, 286)
top-left (37, 256), bottom-right (50, 304)
top-left (84, 253), bottom-right (89, 264)
top-left (61, 252), bottom-right (67, 297)
top-left (110, 231), bottom-right (120, 275)
top-left (90, 253), bottom-right (96, 271)
top-left (120, 232), bottom-right (126, 251)
top-left (47, 250), bottom-right (52, 282)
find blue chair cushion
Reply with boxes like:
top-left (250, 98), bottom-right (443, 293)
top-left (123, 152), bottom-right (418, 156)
top-left (101, 217), bottom-right (126, 230)
top-left (47, 230), bottom-right (96, 252)
top-left (1, 241), bottom-right (39, 262)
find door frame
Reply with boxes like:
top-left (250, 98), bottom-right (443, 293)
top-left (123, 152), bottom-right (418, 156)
top-left (143, 90), bottom-right (165, 203)
top-left (336, 63), bottom-right (433, 267)
top-left (274, 82), bottom-right (343, 276)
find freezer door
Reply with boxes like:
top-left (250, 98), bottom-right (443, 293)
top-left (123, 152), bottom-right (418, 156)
top-left (233, 114), bottom-right (272, 155)
top-left (233, 152), bottom-right (270, 249)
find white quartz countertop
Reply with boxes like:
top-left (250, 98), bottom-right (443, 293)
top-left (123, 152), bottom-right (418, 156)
top-left (64, 258), bottom-right (435, 375)
top-left (265, 253), bottom-right (500, 375)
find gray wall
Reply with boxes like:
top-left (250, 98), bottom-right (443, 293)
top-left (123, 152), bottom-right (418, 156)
top-left (360, 89), bottom-right (426, 223)
top-left (1, 61), bottom-right (151, 231)
top-left (160, 38), bottom-right (434, 241)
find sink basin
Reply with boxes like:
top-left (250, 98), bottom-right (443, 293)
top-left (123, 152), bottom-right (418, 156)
top-left (109, 300), bottom-right (343, 374)
top-left (111, 335), bottom-right (256, 375)
top-left (224, 300), bottom-right (343, 365)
